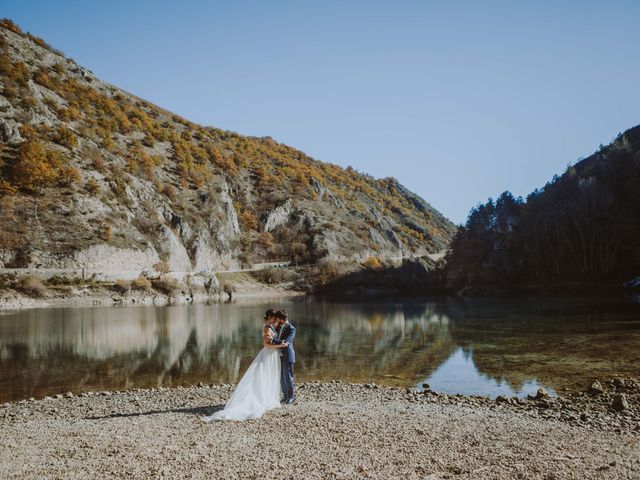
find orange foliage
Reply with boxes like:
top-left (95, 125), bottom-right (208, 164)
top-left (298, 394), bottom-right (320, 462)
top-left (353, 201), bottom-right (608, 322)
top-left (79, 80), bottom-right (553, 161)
top-left (53, 126), bottom-right (78, 149)
top-left (362, 256), bottom-right (384, 270)
top-left (0, 19), bottom-right (22, 34)
top-left (9, 141), bottom-right (65, 191)
top-left (257, 231), bottom-right (273, 247)
top-left (239, 210), bottom-right (259, 231)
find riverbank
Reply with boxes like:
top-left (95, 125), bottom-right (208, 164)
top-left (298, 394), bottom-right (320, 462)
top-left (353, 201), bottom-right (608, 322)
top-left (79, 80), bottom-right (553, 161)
top-left (0, 270), bottom-right (303, 310)
top-left (1, 380), bottom-right (638, 479)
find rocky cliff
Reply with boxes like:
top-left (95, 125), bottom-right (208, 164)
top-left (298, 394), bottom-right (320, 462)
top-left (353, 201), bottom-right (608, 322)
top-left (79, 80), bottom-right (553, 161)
top-left (0, 19), bottom-right (455, 281)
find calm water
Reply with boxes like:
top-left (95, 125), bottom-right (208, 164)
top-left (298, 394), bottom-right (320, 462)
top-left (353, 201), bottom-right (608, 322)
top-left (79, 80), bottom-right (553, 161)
top-left (1, 296), bottom-right (639, 402)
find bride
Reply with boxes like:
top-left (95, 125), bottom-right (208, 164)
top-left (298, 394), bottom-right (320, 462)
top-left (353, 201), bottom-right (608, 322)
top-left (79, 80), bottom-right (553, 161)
top-left (203, 310), bottom-right (287, 422)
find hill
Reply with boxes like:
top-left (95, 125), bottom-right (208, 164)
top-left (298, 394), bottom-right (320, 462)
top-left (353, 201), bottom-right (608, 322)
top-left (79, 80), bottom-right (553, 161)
top-left (0, 19), bottom-right (454, 293)
top-left (445, 124), bottom-right (640, 292)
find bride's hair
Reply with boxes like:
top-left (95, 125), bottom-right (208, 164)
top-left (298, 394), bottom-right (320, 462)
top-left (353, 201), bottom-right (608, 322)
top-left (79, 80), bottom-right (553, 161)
top-left (263, 309), bottom-right (275, 321)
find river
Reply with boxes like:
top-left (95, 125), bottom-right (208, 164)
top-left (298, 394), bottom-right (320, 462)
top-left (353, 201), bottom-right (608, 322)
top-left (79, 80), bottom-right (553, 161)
top-left (1, 295), bottom-right (638, 402)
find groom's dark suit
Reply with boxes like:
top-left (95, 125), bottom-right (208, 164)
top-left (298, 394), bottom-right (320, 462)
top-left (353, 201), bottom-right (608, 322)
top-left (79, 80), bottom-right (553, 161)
top-left (273, 321), bottom-right (296, 403)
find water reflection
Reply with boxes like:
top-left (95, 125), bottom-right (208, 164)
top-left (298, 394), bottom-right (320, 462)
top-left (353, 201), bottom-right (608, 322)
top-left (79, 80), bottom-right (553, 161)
top-left (419, 348), bottom-right (557, 398)
top-left (0, 296), bottom-right (638, 402)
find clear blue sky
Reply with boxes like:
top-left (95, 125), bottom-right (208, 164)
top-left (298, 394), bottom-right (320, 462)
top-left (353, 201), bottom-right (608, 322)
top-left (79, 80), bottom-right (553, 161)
top-left (4, 0), bottom-right (640, 223)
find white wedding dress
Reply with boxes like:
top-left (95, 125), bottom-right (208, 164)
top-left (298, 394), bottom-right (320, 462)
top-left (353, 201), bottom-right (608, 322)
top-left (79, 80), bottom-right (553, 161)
top-left (203, 327), bottom-right (281, 422)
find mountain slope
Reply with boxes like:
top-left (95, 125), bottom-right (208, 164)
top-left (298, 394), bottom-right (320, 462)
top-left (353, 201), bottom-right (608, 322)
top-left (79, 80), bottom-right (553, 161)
top-left (445, 124), bottom-right (640, 291)
top-left (0, 19), bottom-right (455, 277)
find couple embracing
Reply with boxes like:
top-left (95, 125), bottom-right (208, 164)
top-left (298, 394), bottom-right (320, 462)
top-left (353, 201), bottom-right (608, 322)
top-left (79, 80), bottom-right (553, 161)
top-left (203, 309), bottom-right (296, 422)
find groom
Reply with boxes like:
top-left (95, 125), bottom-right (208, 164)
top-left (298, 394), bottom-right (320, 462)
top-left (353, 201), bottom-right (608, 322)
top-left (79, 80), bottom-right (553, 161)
top-left (272, 310), bottom-right (296, 404)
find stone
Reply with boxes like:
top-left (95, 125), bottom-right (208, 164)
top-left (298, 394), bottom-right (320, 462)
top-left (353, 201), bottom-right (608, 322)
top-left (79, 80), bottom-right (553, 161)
top-left (536, 400), bottom-right (551, 409)
top-left (588, 380), bottom-right (605, 395)
top-left (0, 118), bottom-right (24, 144)
top-left (611, 394), bottom-right (629, 412)
top-left (535, 388), bottom-right (549, 399)
top-left (495, 395), bottom-right (509, 404)
top-left (612, 378), bottom-right (625, 389)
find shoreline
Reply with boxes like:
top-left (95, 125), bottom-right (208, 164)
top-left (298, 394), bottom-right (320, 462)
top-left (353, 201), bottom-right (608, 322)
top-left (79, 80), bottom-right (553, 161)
top-left (0, 280), bottom-right (304, 311)
top-left (1, 380), bottom-right (638, 479)
top-left (5, 269), bottom-right (636, 311)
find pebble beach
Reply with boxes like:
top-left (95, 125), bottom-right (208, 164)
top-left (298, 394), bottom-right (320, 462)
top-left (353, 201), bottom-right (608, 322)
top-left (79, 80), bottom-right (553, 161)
top-left (1, 379), bottom-right (639, 479)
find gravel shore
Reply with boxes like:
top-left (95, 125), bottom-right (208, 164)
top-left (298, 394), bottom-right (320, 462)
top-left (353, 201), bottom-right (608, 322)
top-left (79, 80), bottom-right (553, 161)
top-left (1, 381), bottom-right (638, 479)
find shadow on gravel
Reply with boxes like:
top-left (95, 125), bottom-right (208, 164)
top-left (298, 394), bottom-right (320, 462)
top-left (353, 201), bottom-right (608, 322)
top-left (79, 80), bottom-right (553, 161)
top-left (85, 405), bottom-right (224, 420)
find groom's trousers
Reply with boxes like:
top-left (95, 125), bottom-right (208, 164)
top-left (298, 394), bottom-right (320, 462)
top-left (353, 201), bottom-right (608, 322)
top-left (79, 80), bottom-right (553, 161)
top-left (280, 356), bottom-right (294, 401)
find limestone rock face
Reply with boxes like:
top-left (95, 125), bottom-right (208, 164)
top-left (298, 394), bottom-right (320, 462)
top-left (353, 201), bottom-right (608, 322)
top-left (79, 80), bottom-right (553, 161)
top-left (9, 244), bottom-right (160, 271)
top-left (261, 199), bottom-right (292, 232)
top-left (72, 245), bottom-right (160, 271)
top-left (310, 177), bottom-right (342, 207)
top-left (157, 225), bottom-right (192, 272)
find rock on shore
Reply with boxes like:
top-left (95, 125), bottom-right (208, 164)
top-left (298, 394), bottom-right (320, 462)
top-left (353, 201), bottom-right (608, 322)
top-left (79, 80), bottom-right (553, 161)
top-left (1, 381), bottom-right (638, 479)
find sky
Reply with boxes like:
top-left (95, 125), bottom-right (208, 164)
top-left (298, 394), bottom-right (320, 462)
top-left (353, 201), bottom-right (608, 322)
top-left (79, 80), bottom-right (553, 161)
top-left (3, 0), bottom-right (640, 224)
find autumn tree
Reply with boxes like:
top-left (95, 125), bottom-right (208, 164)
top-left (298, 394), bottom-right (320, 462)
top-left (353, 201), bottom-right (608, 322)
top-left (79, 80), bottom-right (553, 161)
top-left (9, 140), bottom-right (63, 191)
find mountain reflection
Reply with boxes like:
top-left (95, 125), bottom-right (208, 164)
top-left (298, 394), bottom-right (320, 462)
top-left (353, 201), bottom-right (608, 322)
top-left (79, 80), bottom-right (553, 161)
top-left (0, 296), bottom-right (638, 401)
top-left (419, 348), bottom-right (557, 398)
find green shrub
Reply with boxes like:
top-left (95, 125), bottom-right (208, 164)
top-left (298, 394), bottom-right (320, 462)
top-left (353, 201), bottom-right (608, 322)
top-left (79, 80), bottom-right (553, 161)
top-left (45, 275), bottom-right (72, 286)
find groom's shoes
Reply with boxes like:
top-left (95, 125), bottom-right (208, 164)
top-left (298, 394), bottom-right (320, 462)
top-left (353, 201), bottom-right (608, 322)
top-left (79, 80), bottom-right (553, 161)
top-left (285, 397), bottom-right (295, 405)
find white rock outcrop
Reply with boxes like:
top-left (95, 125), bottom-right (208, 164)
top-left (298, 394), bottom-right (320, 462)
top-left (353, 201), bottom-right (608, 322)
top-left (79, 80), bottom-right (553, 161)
top-left (261, 199), bottom-right (292, 232)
